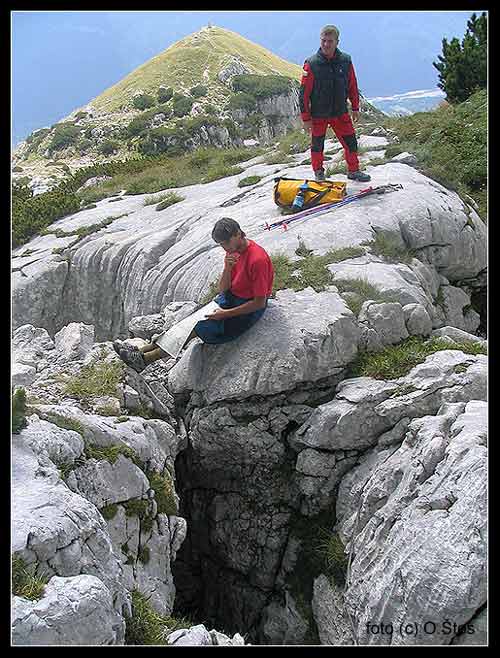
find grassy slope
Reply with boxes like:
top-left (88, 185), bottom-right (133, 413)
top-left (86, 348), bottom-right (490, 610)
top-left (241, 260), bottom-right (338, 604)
top-left (382, 89), bottom-right (487, 220)
top-left (91, 26), bottom-right (303, 113)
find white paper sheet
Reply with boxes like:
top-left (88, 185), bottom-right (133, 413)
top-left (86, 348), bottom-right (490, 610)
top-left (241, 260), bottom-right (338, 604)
top-left (153, 300), bottom-right (222, 359)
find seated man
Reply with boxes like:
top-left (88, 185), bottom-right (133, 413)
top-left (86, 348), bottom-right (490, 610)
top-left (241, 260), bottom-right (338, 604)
top-left (115, 217), bottom-right (274, 372)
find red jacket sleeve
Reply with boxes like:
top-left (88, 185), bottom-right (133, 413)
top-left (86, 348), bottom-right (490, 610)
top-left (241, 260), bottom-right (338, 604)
top-left (299, 62), bottom-right (315, 121)
top-left (348, 63), bottom-right (359, 112)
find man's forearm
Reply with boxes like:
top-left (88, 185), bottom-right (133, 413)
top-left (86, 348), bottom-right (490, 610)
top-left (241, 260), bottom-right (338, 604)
top-left (218, 267), bottom-right (232, 293)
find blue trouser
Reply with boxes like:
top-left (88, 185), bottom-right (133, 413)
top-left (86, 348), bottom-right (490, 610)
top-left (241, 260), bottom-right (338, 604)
top-left (194, 291), bottom-right (267, 344)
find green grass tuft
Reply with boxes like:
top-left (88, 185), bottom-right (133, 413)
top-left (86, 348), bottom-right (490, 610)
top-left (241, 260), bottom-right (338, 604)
top-left (147, 470), bottom-right (178, 516)
top-left (238, 175), bottom-right (262, 187)
top-left (362, 232), bottom-right (414, 264)
top-left (64, 360), bottom-right (124, 402)
top-left (315, 529), bottom-right (348, 587)
top-left (100, 504), bottom-right (119, 520)
top-left (349, 335), bottom-right (486, 380)
top-left (125, 589), bottom-right (193, 645)
top-left (85, 441), bottom-right (138, 465)
top-left (12, 555), bottom-right (49, 601)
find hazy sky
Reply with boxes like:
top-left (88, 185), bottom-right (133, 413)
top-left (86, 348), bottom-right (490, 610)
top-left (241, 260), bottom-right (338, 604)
top-left (12, 10), bottom-right (479, 146)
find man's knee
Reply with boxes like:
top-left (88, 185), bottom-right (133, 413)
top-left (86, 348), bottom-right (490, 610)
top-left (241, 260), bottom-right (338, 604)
top-left (311, 134), bottom-right (326, 153)
top-left (343, 134), bottom-right (358, 153)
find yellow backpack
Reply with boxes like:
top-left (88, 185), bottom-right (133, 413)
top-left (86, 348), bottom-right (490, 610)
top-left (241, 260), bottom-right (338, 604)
top-left (273, 177), bottom-right (347, 210)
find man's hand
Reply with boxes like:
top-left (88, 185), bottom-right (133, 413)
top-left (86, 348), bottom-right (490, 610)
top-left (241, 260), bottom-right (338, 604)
top-left (352, 111), bottom-right (360, 124)
top-left (302, 120), bottom-right (312, 133)
top-left (224, 252), bottom-right (239, 270)
top-left (205, 308), bottom-right (228, 321)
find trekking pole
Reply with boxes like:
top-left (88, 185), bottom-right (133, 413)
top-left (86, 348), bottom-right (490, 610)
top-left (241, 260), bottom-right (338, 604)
top-left (262, 184), bottom-right (403, 232)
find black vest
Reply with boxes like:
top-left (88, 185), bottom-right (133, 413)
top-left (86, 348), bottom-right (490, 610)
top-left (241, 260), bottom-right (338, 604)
top-left (306, 48), bottom-right (351, 118)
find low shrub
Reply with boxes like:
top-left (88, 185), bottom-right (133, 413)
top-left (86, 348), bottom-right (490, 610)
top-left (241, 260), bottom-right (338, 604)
top-left (157, 86), bottom-right (173, 103)
top-left (190, 84), bottom-right (207, 98)
top-left (232, 74), bottom-right (294, 99)
top-left (48, 122), bottom-right (82, 153)
top-left (172, 94), bottom-right (193, 118)
top-left (133, 94), bottom-right (156, 110)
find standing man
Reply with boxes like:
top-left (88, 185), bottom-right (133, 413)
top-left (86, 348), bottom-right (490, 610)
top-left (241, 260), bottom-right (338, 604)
top-left (300, 24), bottom-right (371, 183)
top-left (115, 218), bottom-right (274, 372)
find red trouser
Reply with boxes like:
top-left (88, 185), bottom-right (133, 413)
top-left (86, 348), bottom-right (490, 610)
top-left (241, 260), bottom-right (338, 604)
top-left (311, 113), bottom-right (359, 173)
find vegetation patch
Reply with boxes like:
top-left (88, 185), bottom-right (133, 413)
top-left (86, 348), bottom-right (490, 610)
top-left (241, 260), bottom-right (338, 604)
top-left (12, 387), bottom-right (28, 433)
top-left (147, 470), bottom-right (177, 516)
top-left (43, 412), bottom-right (85, 436)
top-left (85, 442), bottom-right (139, 466)
top-left (331, 276), bottom-right (396, 316)
top-left (125, 589), bottom-right (192, 645)
top-left (383, 88), bottom-right (487, 220)
top-left (64, 360), bottom-right (125, 402)
top-left (48, 122), bottom-right (82, 153)
top-left (123, 498), bottom-right (150, 518)
top-left (238, 175), bottom-right (262, 187)
top-left (142, 191), bottom-right (184, 209)
top-left (315, 529), bottom-right (349, 587)
top-left (362, 232), bottom-right (415, 264)
top-left (133, 94), bottom-right (156, 111)
top-left (271, 248), bottom-right (366, 297)
top-left (157, 87), bottom-right (173, 103)
top-left (232, 74), bottom-right (294, 99)
top-left (13, 146), bottom-right (263, 246)
top-left (12, 555), bottom-right (49, 600)
top-left (348, 335), bottom-right (486, 380)
top-left (100, 503), bottom-right (119, 520)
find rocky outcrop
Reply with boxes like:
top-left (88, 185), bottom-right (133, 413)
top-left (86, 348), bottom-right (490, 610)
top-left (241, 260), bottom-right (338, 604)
top-left (11, 125), bottom-right (487, 645)
top-left (12, 156), bottom-right (486, 343)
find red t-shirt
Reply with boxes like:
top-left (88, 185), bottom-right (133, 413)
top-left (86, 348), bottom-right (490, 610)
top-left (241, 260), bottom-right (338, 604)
top-left (230, 239), bottom-right (274, 299)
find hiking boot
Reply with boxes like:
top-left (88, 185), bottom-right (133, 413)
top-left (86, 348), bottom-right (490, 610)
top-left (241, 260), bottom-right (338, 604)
top-left (314, 168), bottom-right (326, 182)
top-left (347, 170), bottom-right (371, 182)
top-left (119, 343), bottom-right (147, 373)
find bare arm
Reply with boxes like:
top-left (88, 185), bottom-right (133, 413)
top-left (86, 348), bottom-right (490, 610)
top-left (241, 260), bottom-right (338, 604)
top-left (218, 252), bottom-right (238, 293)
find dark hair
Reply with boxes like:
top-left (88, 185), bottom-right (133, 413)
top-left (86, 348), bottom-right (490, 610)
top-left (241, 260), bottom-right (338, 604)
top-left (211, 217), bottom-right (245, 243)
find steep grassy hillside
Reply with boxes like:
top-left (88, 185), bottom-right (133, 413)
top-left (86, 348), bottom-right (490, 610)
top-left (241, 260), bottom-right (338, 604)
top-left (382, 89), bottom-right (487, 220)
top-left (92, 26), bottom-right (302, 114)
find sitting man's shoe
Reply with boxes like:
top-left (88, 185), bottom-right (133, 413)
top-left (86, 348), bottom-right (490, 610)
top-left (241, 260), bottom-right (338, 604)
top-left (119, 343), bottom-right (147, 373)
top-left (314, 168), bottom-right (326, 182)
top-left (347, 170), bottom-right (371, 182)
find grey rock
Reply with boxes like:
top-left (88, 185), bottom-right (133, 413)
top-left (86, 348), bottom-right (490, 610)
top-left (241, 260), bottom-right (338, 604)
top-left (260, 591), bottom-right (309, 644)
top-left (168, 287), bottom-right (360, 405)
top-left (312, 574), bottom-right (354, 645)
top-left (66, 454), bottom-right (150, 509)
top-left (431, 325), bottom-right (487, 348)
top-left (358, 301), bottom-right (409, 347)
top-left (12, 363), bottom-right (37, 387)
top-left (403, 303), bottom-right (433, 336)
top-left (167, 624), bottom-right (212, 645)
top-left (12, 575), bottom-right (125, 645)
top-left (12, 163), bottom-right (486, 339)
top-left (128, 313), bottom-right (165, 340)
top-left (391, 151), bottom-right (418, 165)
top-left (450, 607), bottom-right (487, 645)
top-left (19, 415), bottom-right (84, 466)
top-left (337, 400), bottom-right (487, 645)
